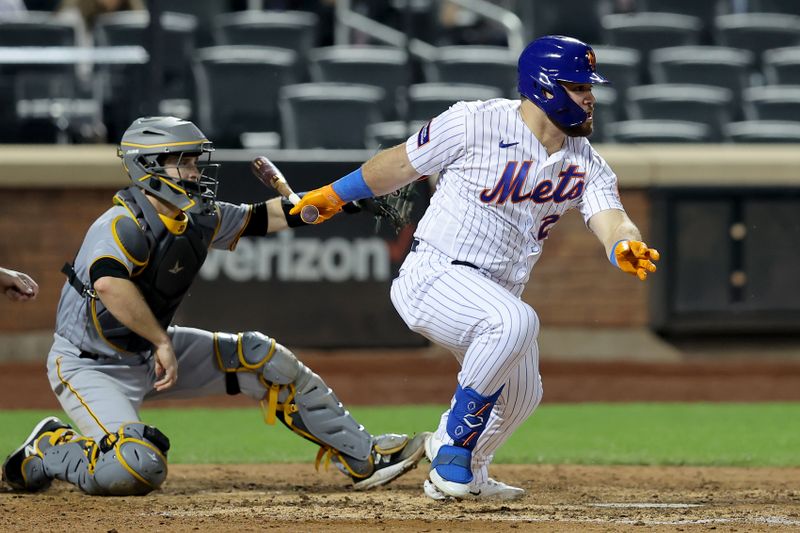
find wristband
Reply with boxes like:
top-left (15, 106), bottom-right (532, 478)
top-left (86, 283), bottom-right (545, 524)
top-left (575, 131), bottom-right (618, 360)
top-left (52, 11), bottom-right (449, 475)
top-left (609, 239), bottom-right (626, 266)
top-left (331, 167), bottom-right (374, 203)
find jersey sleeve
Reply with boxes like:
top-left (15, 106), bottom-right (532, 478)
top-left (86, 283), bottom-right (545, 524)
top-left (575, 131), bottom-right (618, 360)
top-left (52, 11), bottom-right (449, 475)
top-left (577, 146), bottom-right (625, 223)
top-left (211, 201), bottom-right (253, 251)
top-left (405, 101), bottom-right (467, 175)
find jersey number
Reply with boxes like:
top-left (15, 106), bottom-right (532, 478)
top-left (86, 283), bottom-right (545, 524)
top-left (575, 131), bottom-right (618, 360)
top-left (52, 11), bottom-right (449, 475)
top-left (537, 215), bottom-right (560, 240)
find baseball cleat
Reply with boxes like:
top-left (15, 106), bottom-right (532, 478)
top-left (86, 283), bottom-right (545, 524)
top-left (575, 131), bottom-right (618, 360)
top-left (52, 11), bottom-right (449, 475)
top-left (423, 477), bottom-right (525, 501)
top-left (2, 416), bottom-right (71, 491)
top-left (351, 432), bottom-right (431, 490)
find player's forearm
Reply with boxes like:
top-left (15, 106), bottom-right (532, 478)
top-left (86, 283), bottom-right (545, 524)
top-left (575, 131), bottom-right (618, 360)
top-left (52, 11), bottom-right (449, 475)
top-left (589, 209), bottom-right (642, 257)
top-left (362, 144), bottom-right (421, 196)
top-left (92, 277), bottom-right (170, 347)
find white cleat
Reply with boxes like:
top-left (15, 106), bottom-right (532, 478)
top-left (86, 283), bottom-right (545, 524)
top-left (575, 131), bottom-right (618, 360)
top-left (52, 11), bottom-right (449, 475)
top-left (423, 476), bottom-right (525, 501)
top-left (423, 433), bottom-right (524, 501)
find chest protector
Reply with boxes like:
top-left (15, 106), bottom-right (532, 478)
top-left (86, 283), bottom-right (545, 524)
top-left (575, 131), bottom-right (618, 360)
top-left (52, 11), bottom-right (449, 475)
top-left (91, 187), bottom-right (218, 353)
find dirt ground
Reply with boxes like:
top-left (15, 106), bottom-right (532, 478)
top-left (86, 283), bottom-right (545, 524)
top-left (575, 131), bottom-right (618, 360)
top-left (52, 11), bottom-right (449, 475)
top-left (2, 350), bottom-right (800, 531)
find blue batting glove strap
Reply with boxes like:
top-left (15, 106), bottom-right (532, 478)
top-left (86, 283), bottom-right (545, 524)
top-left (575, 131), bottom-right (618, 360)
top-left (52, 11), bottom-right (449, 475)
top-left (431, 445), bottom-right (473, 484)
top-left (331, 167), bottom-right (374, 203)
top-left (609, 239), bottom-right (626, 267)
top-left (446, 384), bottom-right (504, 451)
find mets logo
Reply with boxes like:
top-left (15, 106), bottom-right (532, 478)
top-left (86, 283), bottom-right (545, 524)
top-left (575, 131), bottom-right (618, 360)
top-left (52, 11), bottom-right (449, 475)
top-left (586, 49), bottom-right (597, 71)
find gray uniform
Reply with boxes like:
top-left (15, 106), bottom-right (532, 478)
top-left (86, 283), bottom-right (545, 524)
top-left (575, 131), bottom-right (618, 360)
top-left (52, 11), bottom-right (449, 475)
top-left (49, 193), bottom-right (252, 441)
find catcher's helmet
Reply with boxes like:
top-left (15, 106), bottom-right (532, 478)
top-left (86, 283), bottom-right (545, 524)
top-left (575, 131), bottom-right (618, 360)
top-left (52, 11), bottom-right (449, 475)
top-left (518, 35), bottom-right (609, 128)
top-left (118, 116), bottom-right (219, 215)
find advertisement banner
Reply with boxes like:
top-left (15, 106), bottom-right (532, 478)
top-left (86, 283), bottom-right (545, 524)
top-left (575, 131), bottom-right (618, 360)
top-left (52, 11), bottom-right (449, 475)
top-left (175, 157), bottom-right (430, 347)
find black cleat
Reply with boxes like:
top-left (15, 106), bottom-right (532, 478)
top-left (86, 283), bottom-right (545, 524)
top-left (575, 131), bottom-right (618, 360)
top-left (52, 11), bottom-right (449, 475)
top-left (2, 416), bottom-right (71, 491)
top-left (350, 432), bottom-right (431, 490)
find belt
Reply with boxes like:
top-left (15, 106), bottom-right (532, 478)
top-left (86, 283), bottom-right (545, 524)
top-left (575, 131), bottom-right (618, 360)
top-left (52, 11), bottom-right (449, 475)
top-left (79, 351), bottom-right (99, 360)
top-left (410, 239), bottom-right (479, 270)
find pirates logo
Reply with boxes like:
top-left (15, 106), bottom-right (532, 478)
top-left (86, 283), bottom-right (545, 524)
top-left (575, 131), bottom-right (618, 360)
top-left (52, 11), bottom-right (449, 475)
top-left (586, 49), bottom-right (597, 71)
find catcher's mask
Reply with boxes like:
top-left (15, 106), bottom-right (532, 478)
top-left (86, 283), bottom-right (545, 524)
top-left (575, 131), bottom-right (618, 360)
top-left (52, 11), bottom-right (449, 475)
top-left (118, 116), bottom-right (220, 215)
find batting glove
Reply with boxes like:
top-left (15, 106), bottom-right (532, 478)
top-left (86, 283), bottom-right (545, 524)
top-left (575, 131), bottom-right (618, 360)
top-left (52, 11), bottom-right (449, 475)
top-left (610, 240), bottom-right (660, 281)
top-left (289, 184), bottom-right (345, 223)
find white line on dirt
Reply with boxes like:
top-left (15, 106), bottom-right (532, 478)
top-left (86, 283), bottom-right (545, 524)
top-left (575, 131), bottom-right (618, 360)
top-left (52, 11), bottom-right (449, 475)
top-left (589, 502), bottom-right (703, 509)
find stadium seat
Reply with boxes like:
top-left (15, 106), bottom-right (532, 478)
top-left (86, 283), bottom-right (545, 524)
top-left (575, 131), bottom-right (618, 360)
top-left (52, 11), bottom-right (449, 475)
top-left (193, 46), bottom-right (297, 149)
top-left (748, 0), bottom-right (800, 15)
top-left (627, 84), bottom-right (734, 141)
top-left (763, 46), bottom-right (800, 85)
top-left (406, 83), bottom-right (503, 122)
top-left (94, 11), bottom-right (198, 99)
top-left (523, 0), bottom-right (603, 44)
top-left (308, 46), bottom-right (409, 120)
top-left (162, 0), bottom-right (232, 47)
top-left (650, 46), bottom-right (754, 107)
top-left (365, 121), bottom-right (425, 150)
top-left (0, 13), bottom-right (76, 47)
top-left (213, 10), bottom-right (317, 80)
top-left (279, 83), bottom-right (384, 149)
top-left (606, 120), bottom-right (712, 143)
top-left (743, 85), bottom-right (800, 121)
top-left (715, 14), bottom-right (800, 69)
top-left (725, 120), bottom-right (800, 142)
top-left (601, 13), bottom-right (702, 82)
top-left (424, 46), bottom-right (517, 97)
top-left (591, 45), bottom-right (642, 120)
top-left (637, 0), bottom-right (721, 30)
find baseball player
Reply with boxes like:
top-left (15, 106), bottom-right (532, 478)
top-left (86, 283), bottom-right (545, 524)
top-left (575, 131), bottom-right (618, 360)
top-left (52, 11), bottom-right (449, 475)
top-left (289, 35), bottom-right (660, 500)
top-left (1, 116), bottom-right (428, 496)
top-left (0, 266), bottom-right (38, 302)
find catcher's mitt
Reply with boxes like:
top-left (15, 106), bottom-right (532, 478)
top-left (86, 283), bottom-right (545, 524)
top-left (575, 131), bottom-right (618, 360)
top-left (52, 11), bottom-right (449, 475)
top-left (343, 183), bottom-right (417, 234)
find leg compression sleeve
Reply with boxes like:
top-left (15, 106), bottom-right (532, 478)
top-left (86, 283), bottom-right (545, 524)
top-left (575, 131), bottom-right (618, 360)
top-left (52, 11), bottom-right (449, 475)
top-left (432, 384), bottom-right (504, 485)
top-left (215, 331), bottom-right (373, 461)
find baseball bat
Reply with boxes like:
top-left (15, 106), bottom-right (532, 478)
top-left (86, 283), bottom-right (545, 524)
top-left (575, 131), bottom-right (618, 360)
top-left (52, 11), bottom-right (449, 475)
top-left (250, 156), bottom-right (319, 224)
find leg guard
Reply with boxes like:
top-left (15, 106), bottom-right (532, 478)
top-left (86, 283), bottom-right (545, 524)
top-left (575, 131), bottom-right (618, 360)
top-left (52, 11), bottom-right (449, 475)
top-left (40, 423), bottom-right (169, 496)
top-left (431, 384), bottom-right (503, 496)
top-left (215, 331), bottom-right (372, 462)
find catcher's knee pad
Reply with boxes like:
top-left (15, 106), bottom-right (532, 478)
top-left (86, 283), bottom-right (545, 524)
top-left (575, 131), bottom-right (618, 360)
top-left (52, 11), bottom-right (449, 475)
top-left (215, 331), bottom-right (372, 461)
top-left (40, 423), bottom-right (169, 496)
top-left (91, 423), bottom-right (170, 496)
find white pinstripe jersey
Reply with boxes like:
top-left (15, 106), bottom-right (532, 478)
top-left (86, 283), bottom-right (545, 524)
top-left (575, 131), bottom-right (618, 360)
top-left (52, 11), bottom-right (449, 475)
top-left (404, 98), bottom-right (623, 290)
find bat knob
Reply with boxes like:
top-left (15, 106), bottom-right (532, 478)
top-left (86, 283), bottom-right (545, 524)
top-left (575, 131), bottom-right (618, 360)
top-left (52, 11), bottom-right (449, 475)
top-left (300, 205), bottom-right (320, 224)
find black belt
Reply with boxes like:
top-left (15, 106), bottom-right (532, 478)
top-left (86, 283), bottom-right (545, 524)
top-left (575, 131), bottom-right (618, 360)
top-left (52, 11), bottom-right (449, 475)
top-left (79, 351), bottom-right (99, 360)
top-left (410, 239), bottom-right (479, 270)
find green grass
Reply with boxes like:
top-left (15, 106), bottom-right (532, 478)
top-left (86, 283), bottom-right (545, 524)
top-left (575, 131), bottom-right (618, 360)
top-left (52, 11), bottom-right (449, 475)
top-left (1, 403), bottom-right (798, 467)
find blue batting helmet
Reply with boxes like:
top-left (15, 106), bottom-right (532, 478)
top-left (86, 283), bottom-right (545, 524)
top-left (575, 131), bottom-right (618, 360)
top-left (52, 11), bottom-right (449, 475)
top-left (518, 35), bottom-right (609, 128)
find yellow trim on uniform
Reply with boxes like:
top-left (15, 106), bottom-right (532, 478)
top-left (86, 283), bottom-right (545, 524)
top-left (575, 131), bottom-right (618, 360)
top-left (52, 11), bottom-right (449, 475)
top-left (210, 204), bottom-right (222, 247)
top-left (20, 455), bottom-right (38, 485)
top-left (121, 139), bottom-right (209, 149)
top-left (237, 334), bottom-right (275, 370)
top-left (90, 254), bottom-right (132, 277)
top-left (111, 216), bottom-right (147, 267)
top-left (114, 436), bottom-right (167, 488)
top-left (228, 204), bottom-right (253, 251)
top-left (158, 211), bottom-right (188, 235)
top-left (112, 194), bottom-right (142, 229)
top-left (89, 297), bottom-right (130, 353)
top-left (55, 356), bottom-right (111, 435)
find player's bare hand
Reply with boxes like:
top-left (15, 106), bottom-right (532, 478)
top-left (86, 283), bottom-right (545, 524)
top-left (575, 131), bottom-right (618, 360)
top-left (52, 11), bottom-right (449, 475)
top-left (289, 184), bottom-right (345, 223)
top-left (612, 240), bottom-right (660, 281)
top-left (153, 340), bottom-right (178, 391)
top-left (0, 267), bottom-right (39, 302)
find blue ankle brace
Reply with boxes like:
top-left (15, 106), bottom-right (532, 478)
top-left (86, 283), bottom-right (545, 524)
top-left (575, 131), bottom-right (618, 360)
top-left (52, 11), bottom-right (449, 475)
top-left (446, 384), bottom-right (504, 450)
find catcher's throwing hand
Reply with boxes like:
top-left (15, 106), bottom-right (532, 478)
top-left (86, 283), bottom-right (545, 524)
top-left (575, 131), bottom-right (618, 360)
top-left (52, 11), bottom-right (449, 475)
top-left (612, 240), bottom-right (660, 281)
top-left (289, 184), bottom-right (346, 223)
top-left (153, 339), bottom-right (178, 392)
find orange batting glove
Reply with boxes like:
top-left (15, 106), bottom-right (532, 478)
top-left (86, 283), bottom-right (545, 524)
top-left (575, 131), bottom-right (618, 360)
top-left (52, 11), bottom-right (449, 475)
top-left (289, 184), bottom-right (346, 223)
top-left (610, 240), bottom-right (660, 281)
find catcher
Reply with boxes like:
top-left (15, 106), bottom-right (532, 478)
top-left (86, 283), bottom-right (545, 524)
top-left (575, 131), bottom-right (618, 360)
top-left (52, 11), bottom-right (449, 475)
top-left (1, 116), bottom-right (427, 496)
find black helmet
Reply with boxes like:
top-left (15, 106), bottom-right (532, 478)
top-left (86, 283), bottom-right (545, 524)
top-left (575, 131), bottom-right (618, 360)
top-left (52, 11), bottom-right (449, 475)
top-left (118, 116), bottom-right (220, 215)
